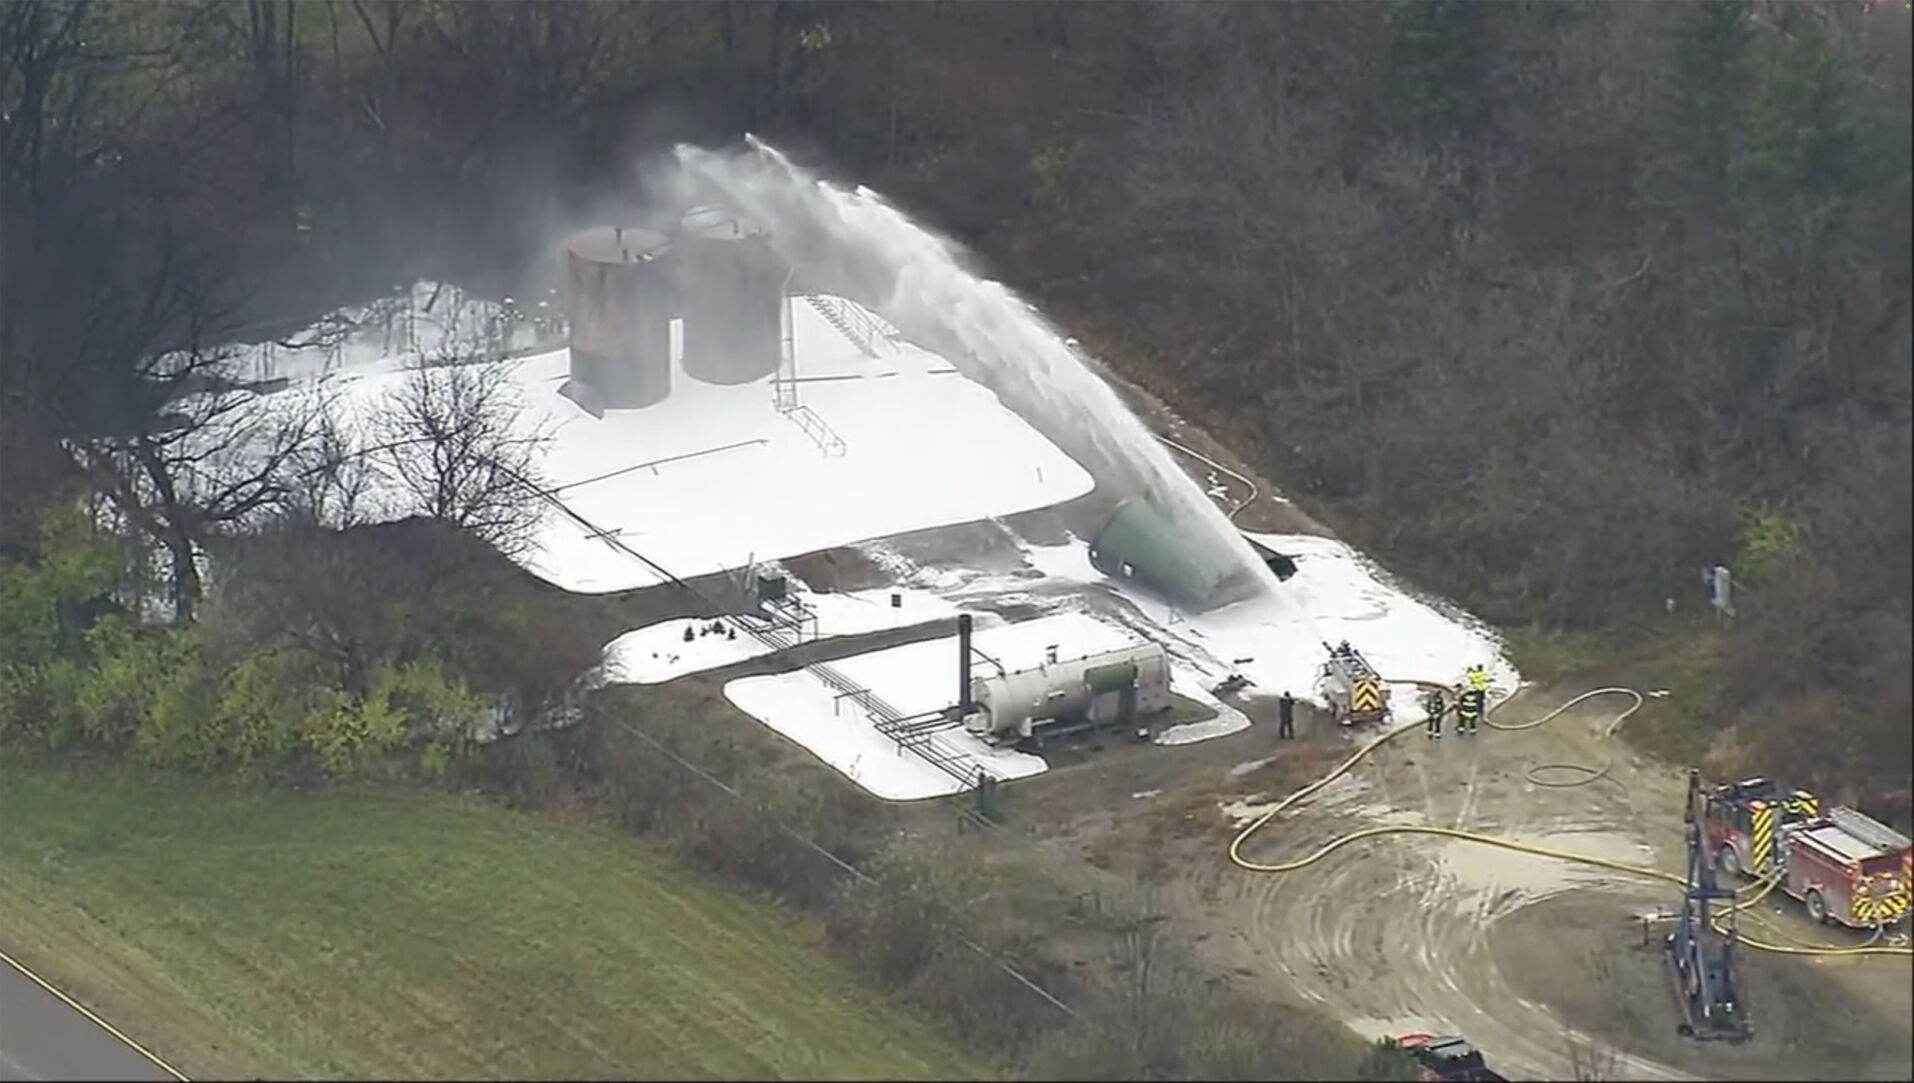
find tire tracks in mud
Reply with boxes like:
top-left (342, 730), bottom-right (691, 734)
top-left (1226, 722), bottom-right (1696, 1083)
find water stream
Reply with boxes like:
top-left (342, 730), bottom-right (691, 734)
top-left (671, 137), bottom-right (1285, 613)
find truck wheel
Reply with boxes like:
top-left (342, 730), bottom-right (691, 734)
top-left (1717, 846), bottom-right (1742, 880)
top-left (1805, 890), bottom-right (1829, 925)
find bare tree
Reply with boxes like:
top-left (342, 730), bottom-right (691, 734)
top-left (69, 361), bottom-right (335, 623)
top-left (373, 351), bottom-right (551, 559)
top-left (284, 408), bottom-right (381, 530)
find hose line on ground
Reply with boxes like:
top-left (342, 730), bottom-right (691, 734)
top-left (1226, 687), bottom-right (1913, 959)
top-left (1478, 683), bottom-right (1634, 788)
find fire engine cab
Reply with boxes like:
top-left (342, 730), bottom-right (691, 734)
top-left (1703, 777), bottom-right (1913, 930)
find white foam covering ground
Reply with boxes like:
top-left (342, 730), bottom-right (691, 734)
top-left (192, 165), bottom-right (1516, 803)
top-left (718, 610), bottom-right (1260, 799)
top-left (614, 524), bottom-right (1508, 799)
top-left (853, 531), bottom-right (1515, 707)
top-left (724, 612), bottom-right (1149, 800)
top-left (603, 585), bottom-right (964, 684)
top-left (1112, 531), bottom-right (1517, 705)
top-left (234, 293), bottom-right (1090, 592)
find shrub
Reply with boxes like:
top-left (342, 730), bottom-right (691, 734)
top-left (1356, 1037), bottom-right (1421, 1081)
top-left (213, 649), bottom-right (321, 773)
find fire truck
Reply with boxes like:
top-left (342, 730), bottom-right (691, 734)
top-left (1317, 640), bottom-right (1390, 727)
top-left (1702, 777), bottom-right (1913, 930)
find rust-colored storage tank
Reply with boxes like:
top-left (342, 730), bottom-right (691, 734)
top-left (565, 226), bottom-right (673, 409)
top-left (676, 207), bottom-right (785, 386)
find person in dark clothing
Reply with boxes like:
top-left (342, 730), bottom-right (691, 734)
top-left (1456, 688), bottom-right (1484, 736)
top-left (1423, 686), bottom-right (1446, 740)
top-left (1277, 692), bottom-right (1296, 740)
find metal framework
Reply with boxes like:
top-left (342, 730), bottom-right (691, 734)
top-left (519, 481), bottom-right (998, 816)
top-left (1666, 768), bottom-right (1753, 1043)
top-left (772, 292), bottom-right (847, 457)
top-left (758, 594), bottom-right (820, 644)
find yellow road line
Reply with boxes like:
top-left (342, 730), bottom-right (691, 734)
top-left (0, 946), bottom-right (190, 1081)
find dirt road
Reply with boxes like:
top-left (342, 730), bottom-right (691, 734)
top-left (1206, 686), bottom-right (1912, 1081)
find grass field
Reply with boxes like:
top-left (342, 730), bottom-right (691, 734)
top-left (0, 761), bottom-right (983, 1080)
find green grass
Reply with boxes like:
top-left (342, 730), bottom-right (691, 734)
top-left (1505, 617), bottom-right (1729, 766)
top-left (0, 761), bottom-right (985, 1081)
top-left (1502, 624), bottom-right (1621, 685)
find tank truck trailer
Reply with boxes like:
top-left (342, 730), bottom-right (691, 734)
top-left (1703, 776), bottom-right (1913, 930)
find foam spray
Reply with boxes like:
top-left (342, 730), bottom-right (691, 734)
top-left (672, 137), bottom-right (1295, 615)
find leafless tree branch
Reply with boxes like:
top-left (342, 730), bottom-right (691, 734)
top-left (372, 349), bottom-right (551, 558)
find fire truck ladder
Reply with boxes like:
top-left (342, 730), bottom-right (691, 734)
top-left (1666, 768), bottom-right (1753, 1043)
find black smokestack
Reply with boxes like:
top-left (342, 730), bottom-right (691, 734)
top-left (957, 613), bottom-right (974, 714)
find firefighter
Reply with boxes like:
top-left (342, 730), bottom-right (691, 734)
top-left (1277, 691), bottom-right (1296, 740)
top-left (1422, 686), bottom-right (1446, 740)
top-left (1456, 686), bottom-right (1484, 737)
top-left (1466, 664), bottom-right (1491, 694)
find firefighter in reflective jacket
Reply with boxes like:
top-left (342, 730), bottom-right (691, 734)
top-left (1422, 686), bottom-right (1447, 740)
top-left (1455, 685), bottom-right (1486, 736)
top-left (1466, 664), bottom-right (1491, 694)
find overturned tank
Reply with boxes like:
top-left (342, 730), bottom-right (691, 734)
top-left (1088, 500), bottom-right (1267, 613)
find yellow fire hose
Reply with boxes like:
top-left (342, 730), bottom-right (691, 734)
top-left (1227, 686), bottom-right (1913, 959)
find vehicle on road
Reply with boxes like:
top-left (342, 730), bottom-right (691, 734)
top-left (1390, 1033), bottom-right (1508, 1082)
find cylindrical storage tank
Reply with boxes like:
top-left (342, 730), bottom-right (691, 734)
top-left (565, 226), bottom-right (673, 409)
top-left (676, 207), bottom-right (785, 385)
top-left (1087, 499), bottom-right (1261, 613)
top-left (969, 642), bottom-right (1171, 740)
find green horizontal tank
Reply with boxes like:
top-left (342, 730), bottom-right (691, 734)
top-left (1087, 499), bottom-right (1261, 612)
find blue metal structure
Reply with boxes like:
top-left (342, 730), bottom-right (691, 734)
top-left (1665, 767), bottom-right (1753, 1043)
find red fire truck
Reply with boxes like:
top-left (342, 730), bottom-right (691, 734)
top-left (1702, 777), bottom-right (1913, 930)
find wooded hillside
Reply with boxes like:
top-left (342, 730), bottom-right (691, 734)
top-left (3, 0), bottom-right (1908, 815)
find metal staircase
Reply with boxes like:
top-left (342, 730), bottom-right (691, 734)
top-left (773, 294), bottom-right (848, 458)
top-left (802, 294), bottom-right (894, 359)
